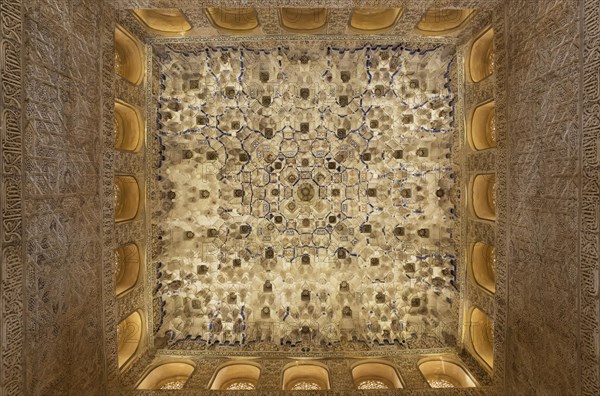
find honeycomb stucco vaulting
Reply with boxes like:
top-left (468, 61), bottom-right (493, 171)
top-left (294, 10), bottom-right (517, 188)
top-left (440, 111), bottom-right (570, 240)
top-left (152, 44), bottom-right (460, 351)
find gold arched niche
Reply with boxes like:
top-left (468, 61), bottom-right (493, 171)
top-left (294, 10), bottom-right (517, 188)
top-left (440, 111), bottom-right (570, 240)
top-left (209, 362), bottom-right (261, 390)
top-left (349, 8), bottom-right (402, 32)
top-left (351, 361), bottom-right (404, 389)
top-left (137, 362), bottom-right (195, 390)
top-left (118, 311), bottom-right (143, 368)
top-left (115, 25), bottom-right (145, 85)
top-left (132, 9), bottom-right (192, 35)
top-left (115, 243), bottom-right (141, 296)
top-left (418, 358), bottom-right (477, 388)
top-left (115, 175), bottom-right (141, 223)
top-left (280, 8), bottom-right (327, 32)
top-left (468, 28), bottom-right (495, 83)
top-left (471, 242), bottom-right (496, 294)
top-left (282, 361), bottom-right (330, 390)
top-left (469, 308), bottom-right (494, 369)
top-left (416, 9), bottom-right (475, 35)
top-left (115, 100), bottom-right (144, 153)
top-left (205, 7), bottom-right (259, 33)
top-left (471, 174), bottom-right (496, 221)
top-left (467, 100), bottom-right (496, 150)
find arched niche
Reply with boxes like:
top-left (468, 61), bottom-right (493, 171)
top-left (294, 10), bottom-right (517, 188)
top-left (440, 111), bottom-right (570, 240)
top-left (469, 28), bottom-right (495, 83)
top-left (115, 243), bottom-right (141, 296)
top-left (118, 311), bottom-right (143, 368)
top-left (115, 25), bottom-right (145, 85)
top-left (280, 8), bottom-right (327, 32)
top-left (468, 100), bottom-right (496, 150)
top-left (471, 242), bottom-right (496, 294)
top-left (132, 9), bottom-right (192, 35)
top-left (352, 361), bottom-right (404, 389)
top-left (115, 100), bottom-right (144, 153)
top-left (470, 308), bottom-right (494, 369)
top-left (209, 362), bottom-right (261, 390)
top-left (349, 8), bottom-right (402, 32)
top-left (418, 359), bottom-right (477, 388)
top-left (471, 174), bottom-right (496, 221)
top-left (205, 7), bottom-right (259, 33)
top-left (282, 362), bottom-right (330, 390)
top-left (137, 362), bottom-right (195, 390)
top-left (416, 9), bottom-right (475, 35)
top-left (115, 175), bottom-right (141, 223)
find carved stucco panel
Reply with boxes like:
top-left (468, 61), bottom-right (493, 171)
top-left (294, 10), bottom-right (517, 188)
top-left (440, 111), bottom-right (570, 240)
top-left (504, 0), bottom-right (582, 393)
top-left (0, 1), bottom-right (24, 394)
top-left (116, 76), bottom-right (146, 108)
top-left (581, 0), bottom-right (600, 393)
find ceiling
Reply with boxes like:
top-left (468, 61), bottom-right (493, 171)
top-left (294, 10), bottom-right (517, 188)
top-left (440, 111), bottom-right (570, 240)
top-left (152, 40), bottom-right (460, 352)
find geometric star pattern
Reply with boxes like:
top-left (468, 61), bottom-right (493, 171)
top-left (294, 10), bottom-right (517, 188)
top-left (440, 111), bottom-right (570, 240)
top-left (155, 44), bottom-right (458, 349)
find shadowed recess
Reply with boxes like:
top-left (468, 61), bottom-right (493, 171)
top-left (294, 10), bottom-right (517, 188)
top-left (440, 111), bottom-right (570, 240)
top-left (205, 7), bottom-right (259, 32)
top-left (468, 100), bottom-right (496, 150)
top-left (118, 311), bottom-right (143, 368)
top-left (132, 9), bottom-right (192, 35)
top-left (283, 362), bottom-right (330, 390)
top-left (469, 308), bottom-right (494, 369)
top-left (115, 175), bottom-right (140, 223)
top-left (471, 242), bottom-right (496, 294)
top-left (416, 9), bottom-right (475, 35)
top-left (349, 8), bottom-right (402, 32)
top-left (210, 363), bottom-right (261, 390)
top-left (115, 243), bottom-right (141, 296)
top-left (115, 25), bottom-right (145, 85)
top-left (418, 358), bottom-right (477, 388)
top-left (137, 362), bottom-right (195, 390)
top-left (115, 100), bottom-right (144, 152)
top-left (469, 28), bottom-right (494, 82)
top-left (471, 174), bottom-right (496, 221)
top-left (352, 361), bottom-right (404, 389)
top-left (280, 8), bottom-right (327, 32)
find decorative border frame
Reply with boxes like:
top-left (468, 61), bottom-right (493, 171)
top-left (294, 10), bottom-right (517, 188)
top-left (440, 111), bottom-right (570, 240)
top-left (489, 1), bottom-right (507, 390)
top-left (580, 0), bottom-right (600, 394)
top-left (0, 1), bottom-right (24, 394)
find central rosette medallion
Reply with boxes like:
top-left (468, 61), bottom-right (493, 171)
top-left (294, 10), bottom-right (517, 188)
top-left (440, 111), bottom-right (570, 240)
top-left (297, 183), bottom-right (315, 202)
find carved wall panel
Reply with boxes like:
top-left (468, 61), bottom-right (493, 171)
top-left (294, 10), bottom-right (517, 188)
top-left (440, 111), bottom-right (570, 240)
top-left (0, 0), bottom-right (24, 394)
top-left (503, 0), bottom-right (585, 394)
top-left (17, 0), bottom-right (108, 393)
top-left (581, 0), bottom-right (600, 393)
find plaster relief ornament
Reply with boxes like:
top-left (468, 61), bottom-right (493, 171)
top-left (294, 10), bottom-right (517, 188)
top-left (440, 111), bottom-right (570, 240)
top-left (154, 43), bottom-right (457, 350)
